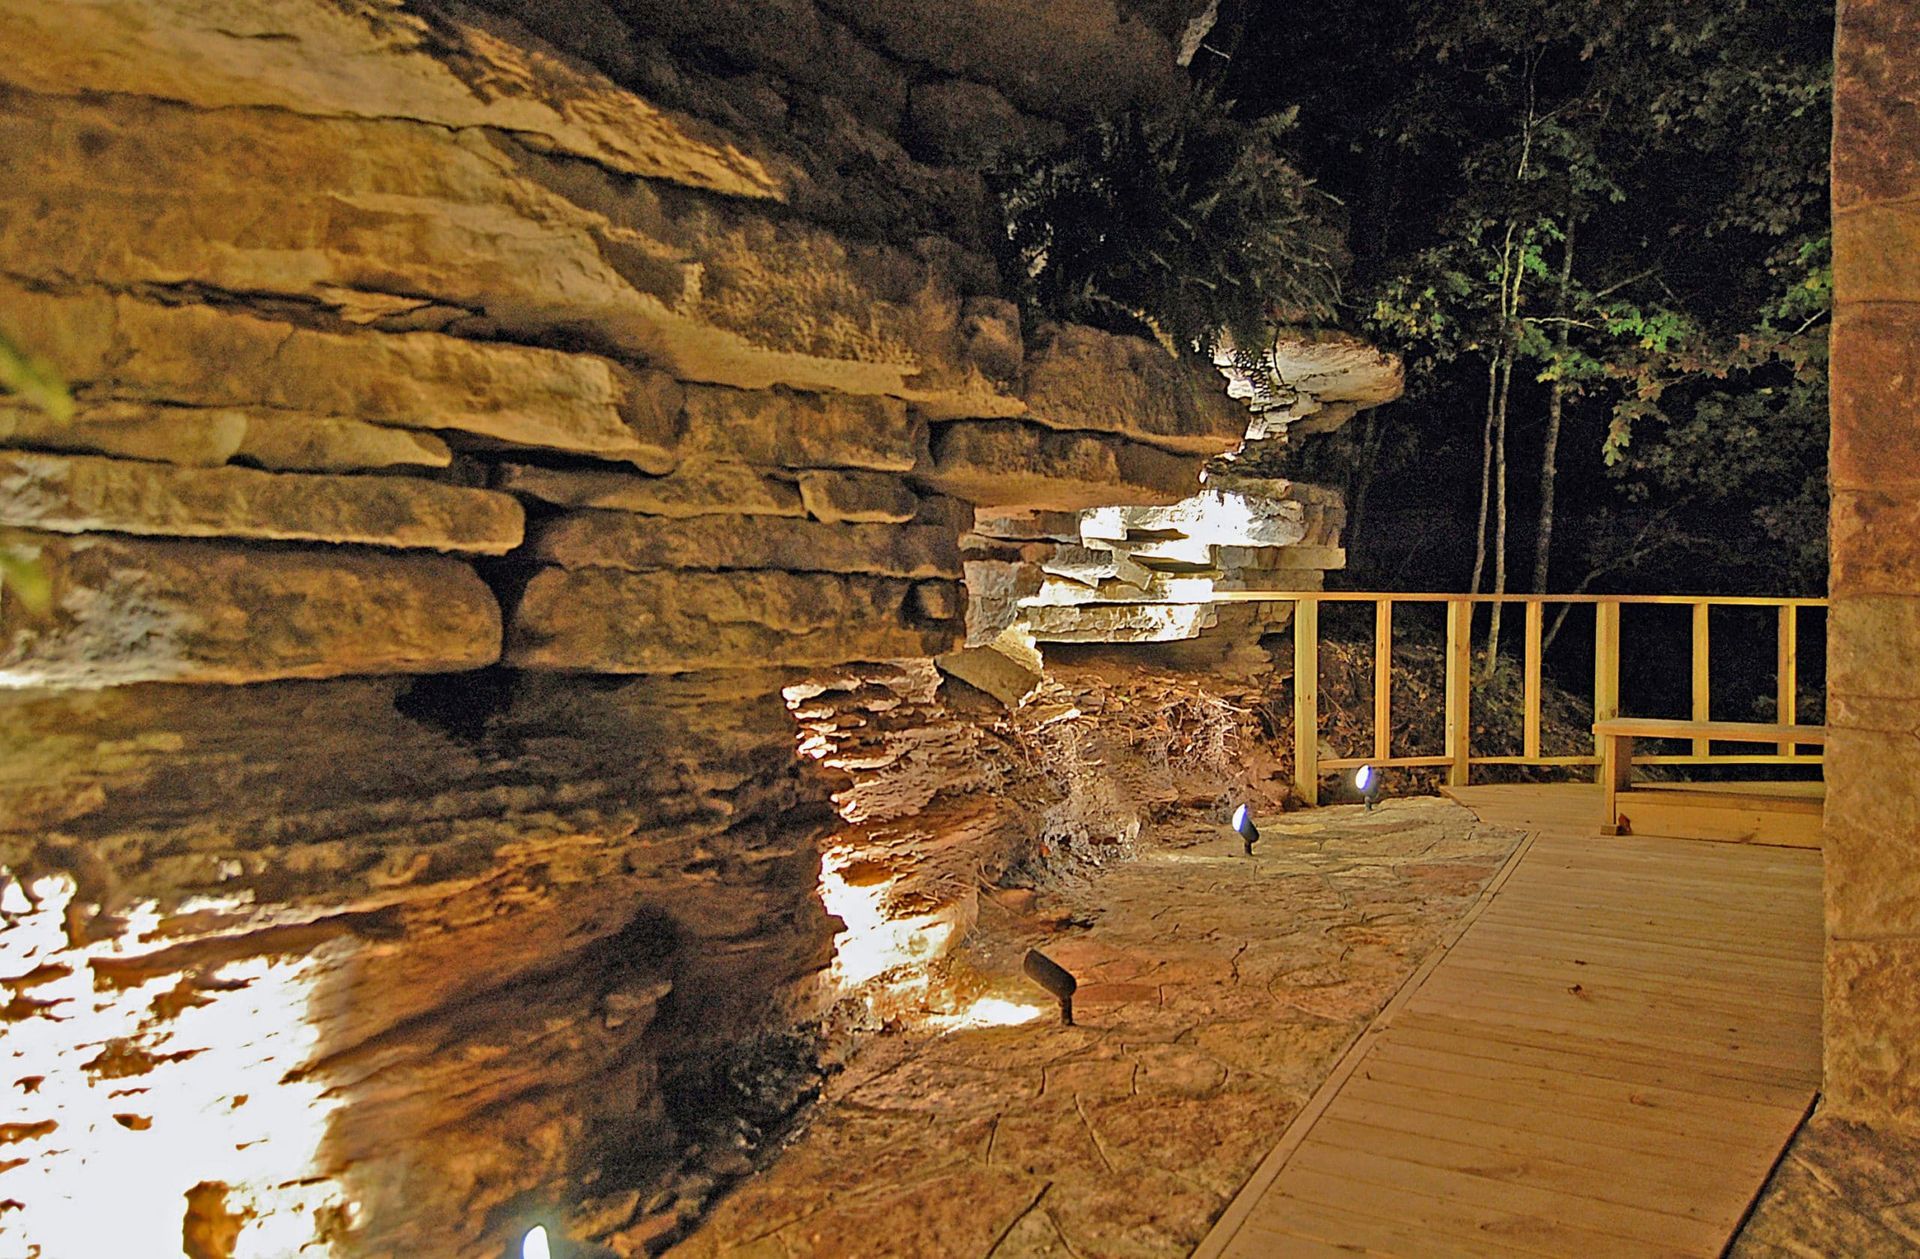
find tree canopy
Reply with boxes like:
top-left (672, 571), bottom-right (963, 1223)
top-left (1206, 0), bottom-right (1833, 601)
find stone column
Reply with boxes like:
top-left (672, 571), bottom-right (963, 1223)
top-left (1826, 0), bottom-right (1920, 1131)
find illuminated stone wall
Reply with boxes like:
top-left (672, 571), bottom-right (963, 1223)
top-left (0, 2), bottom-right (1318, 1254)
top-left (1826, 0), bottom-right (1920, 1133)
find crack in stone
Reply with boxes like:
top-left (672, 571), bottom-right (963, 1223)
top-left (983, 1181), bottom-right (1053, 1258)
top-left (1072, 1093), bottom-right (1115, 1176)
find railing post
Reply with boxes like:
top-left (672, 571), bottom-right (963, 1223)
top-left (1294, 597), bottom-right (1320, 805)
top-left (1445, 599), bottom-right (1472, 787)
top-left (1593, 600), bottom-right (1621, 778)
top-left (1374, 598), bottom-right (1392, 763)
top-left (1691, 602), bottom-right (1712, 758)
top-left (1523, 600), bottom-right (1543, 760)
top-left (1777, 604), bottom-right (1799, 755)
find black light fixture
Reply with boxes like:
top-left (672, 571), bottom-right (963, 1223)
top-left (1355, 764), bottom-right (1383, 811)
top-left (1022, 948), bottom-right (1077, 1025)
top-left (1231, 803), bottom-right (1260, 856)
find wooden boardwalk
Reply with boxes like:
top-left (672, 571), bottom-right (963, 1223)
top-left (1195, 784), bottom-right (1823, 1259)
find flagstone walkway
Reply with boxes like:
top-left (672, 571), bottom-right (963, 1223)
top-left (658, 798), bottom-right (1522, 1259)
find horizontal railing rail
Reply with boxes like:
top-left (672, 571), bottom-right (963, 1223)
top-left (1170, 592), bottom-right (1827, 805)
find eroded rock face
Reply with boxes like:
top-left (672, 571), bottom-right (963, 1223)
top-left (680, 386), bottom-right (921, 471)
top-left (1022, 323), bottom-right (1251, 454)
top-left (921, 421), bottom-right (1201, 509)
top-left (0, 0), bottom-right (1393, 1250)
top-left (532, 512), bottom-right (960, 579)
top-left (0, 451), bottom-right (523, 553)
top-left (0, 0), bottom-right (785, 199)
top-left (798, 471), bottom-right (921, 524)
top-left (496, 461), bottom-right (806, 519)
top-left (991, 478), bottom-right (1343, 658)
top-left (0, 532), bottom-right (502, 687)
top-left (509, 570), bottom-right (964, 673)
top-left (0, 670), bottom-right (835, 1258)
top-left (1215, 328), bottom-right (1405, 444)
top-left (0, 282), bottom-right (678, 467)
top-left (0, 400), bottom-right (460, 473)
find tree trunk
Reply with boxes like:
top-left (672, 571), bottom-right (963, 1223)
top-left (1471, 357), bottom-right (1497, 594)
top-left (1485, 347), bottom-right (1515, 677)
top-left (1534, 215), bottom-right (1576, 594)
top-left (1347, 406), bottom-right (1383, 561)
top-left (1473, 219), bottom-right (1520, 598)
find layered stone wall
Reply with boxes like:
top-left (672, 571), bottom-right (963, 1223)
top-left (0, 2), bottom-right (1394, 1254)
top-left (941, 330), bottom-right (1401, 691)
top-left (0, 2), bottom-right (1235, 1253)
top-left (1826, 0), bottom-right (1920, 1134)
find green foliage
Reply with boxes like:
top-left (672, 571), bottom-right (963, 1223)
top-left (0, 544), bottom-right (51, 612)
top-left (0, 333), bottom-right (75, 426)
top-left (0, 330), bottom-right (73, 613)
top-left (992, 89), bottom-right (1344, 371)
top-left (1270, 0), bottom-right (1832, 595)
top-left (1604, 232), bottom-right (1831, 589)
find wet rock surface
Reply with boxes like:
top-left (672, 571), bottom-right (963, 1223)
top-left (659, 798), bottom-right (1521, 1259)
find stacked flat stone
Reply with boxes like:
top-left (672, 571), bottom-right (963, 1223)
top-left (0, 2), bottom-right (1402, 1255)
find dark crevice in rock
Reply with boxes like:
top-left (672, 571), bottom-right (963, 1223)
top-left (394, 666), bottom-right (521, 744)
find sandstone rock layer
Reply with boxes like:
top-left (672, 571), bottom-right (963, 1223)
top-left (0, 531), bottom-right (501, 687)
top-left (0, 0), bottom-right (1408, 1253)
top-left (508, 569), bottom-right (963, 672)
top-left (0, 451), bottom-right (523, 553)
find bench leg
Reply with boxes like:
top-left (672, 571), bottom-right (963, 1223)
top-left (1599, 735), bottom-right (1632, 835)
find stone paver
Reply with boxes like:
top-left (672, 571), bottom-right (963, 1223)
top-left (660, 798), bottom-right (1521, 1259)
top-left (1731, 1114), bottom-right (1920, 1258)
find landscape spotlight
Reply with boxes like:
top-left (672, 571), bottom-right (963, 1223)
top-left (1231, 803), bottom-right (1260, 856)
top-left (1355, 764), bottom-right (1383, 811)
top-left (1022, 948), bottom-right (1077, 1025)
top-left (523, 1226), bottom-right (552, 1259)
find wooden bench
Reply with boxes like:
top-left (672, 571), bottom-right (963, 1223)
top-left (1595, 718), bottom-right (1827, 847)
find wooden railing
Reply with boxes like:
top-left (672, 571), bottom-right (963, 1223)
top-left (1198, 592), bottom-right (1828, 805)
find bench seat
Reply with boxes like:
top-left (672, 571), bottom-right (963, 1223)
top-left (1594, 718), bottom-right (1826, 847)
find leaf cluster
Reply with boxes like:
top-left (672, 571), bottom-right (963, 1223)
top-left (991, 89), bottom-right (1345, 369)
top-left (1263, 0), bottom-right (1832, 594)
top-left (0, 331), bottom-right (74, 612)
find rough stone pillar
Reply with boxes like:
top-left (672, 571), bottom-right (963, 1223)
top-left (1826, 0), bottom-right (1920, 1131)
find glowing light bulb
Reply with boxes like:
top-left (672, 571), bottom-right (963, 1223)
top-left (1355, 765), bottom-right (1375, 792)
top-left (523, 1226), bottom-right (552, 1259)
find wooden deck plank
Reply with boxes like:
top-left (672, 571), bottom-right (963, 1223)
top-left (1376, 1020), bottom-right (1817, 1105)
top-left (1444, 937), bottom-right (1821, 987)
top-left (1284, 1142), bottom-right (1731, 1252)
top-left (1464, 910), bottom-right (1818, 951)
top-left (1252, 1166), bottom-right (1696, 1259)
top-left (1355, 1042), bottom-right (1806, 1129)
top-left (1388, 1008), bottom-right (1820, 1089)
top-left (1461, 912), bottom-right (1822, 956)
top-left (1237, 1199), bottom-right (1543, 1259)
top-left (1307, 1114), bottom-right (1747, 1222)
top-left (1195, 784), bottom-right (1822, 1259)
top-left (1437, 951), bottom-right (1819, 1004)
top-left (1305, 1099), bottom-right (1777, 1204)
top-left (1331, 1075), bottom-right (1785, 1162)
top-left (1408, 968), bottom-right (1823, 1032)
top-left (1464, 907), bottom-right (1819, 954)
